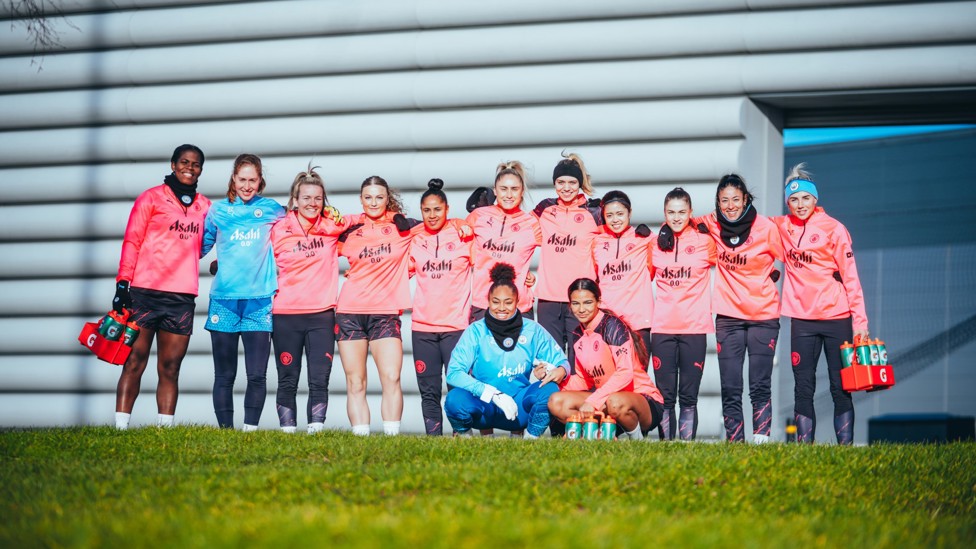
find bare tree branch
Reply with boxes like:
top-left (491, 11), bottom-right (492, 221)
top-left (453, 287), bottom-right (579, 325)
top-left (4, 0), bottom-right (80, 71)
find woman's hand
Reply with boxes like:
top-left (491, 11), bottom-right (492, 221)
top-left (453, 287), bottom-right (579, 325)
top-left (458, 224), bottom-right (473, 239)
top-left (538, 365), bottom-right (566, 387)
top-left (854, 329), bottom-right (870, 342)
top-left (579, 402), bottom-right (596, 416)
top-left (525, 271), bottom-right (536, 288)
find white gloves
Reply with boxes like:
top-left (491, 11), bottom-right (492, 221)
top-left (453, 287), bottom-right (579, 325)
top-left (480, 384), bottom-right (519, 421)
top-left (492, 393), bottom-right (519, 421)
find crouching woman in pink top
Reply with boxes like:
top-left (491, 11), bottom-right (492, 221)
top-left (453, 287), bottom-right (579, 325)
top-left (548, 278), bottom-right (665, 440)
top-left (651, 188), bottom-right (716, 441)
top-left (773, 164), bottom-right (869, 445)
top-left (270, 166), bottom-right (346, 433)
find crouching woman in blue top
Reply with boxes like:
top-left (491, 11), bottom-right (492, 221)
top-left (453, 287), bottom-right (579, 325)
top-left (445, 263), bottom-right (569, 438)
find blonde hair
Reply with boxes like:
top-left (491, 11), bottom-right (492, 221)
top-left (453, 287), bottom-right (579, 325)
top-left (785, 162), bottom-right (813, 185)
top-left (556, 152), bottom-right (593, 196)
top-left (361, 175), bottom-right (404, 214)
top-left (494, 160), bottom-right (529, 208)
top-left (226, 153), bottom-right (266, 201)
top-left (287, 164), bottom-right (329, 211)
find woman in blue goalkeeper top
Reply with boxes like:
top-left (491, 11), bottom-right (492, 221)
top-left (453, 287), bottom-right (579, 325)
top-left (202, 153), bottom-right (286, 431)
top-left (444, 263), bottom-right (569, 438)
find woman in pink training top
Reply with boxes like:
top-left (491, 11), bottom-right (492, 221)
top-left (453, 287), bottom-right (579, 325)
top-left (533, 153), bottom-right (603, 365)
top-left (548, 278), bottom-right (664, 440)
top-left (113, 144), bottom-right (211, 430)
top-left (698, 174), bottom-right (785, 444)
top-left (591, 190), bottom-right (655, 365)
top-left (651, 187), bottom-right (716, 441)
top-left (465, 161), bottom-right (542, 321)
top-left (270, 166), bottom-right (346, 434)
top-left (773, 163), bottom-right (869, 445)
top-left (336, 176), bottom-right (420, 437)
top-left (409, 178), bottom-right (474, 436)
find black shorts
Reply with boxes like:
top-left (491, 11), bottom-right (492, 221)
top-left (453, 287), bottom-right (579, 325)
top-left (336, 313), bottom-right (401, 342)
top-left (643, 396), bottom-right (665, 435)
top-left (129, 287), bottom-right (196, 336)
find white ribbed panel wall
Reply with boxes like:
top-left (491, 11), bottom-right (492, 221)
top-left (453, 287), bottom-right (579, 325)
top-left (1, 0), bottom-right (974, 435)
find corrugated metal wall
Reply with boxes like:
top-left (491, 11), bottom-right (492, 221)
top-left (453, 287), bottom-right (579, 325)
top-left (1, 0), bottom-right (974, 435)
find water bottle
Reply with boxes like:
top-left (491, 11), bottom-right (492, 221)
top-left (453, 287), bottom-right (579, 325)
top-left (840, 341), bottom-right (855, 368)
top-left (599, 416), bottom-right (617, 440)
top-left (582, 415), bottom-right (600, 440)
top-left (565, 415), bottom-right (583, 440)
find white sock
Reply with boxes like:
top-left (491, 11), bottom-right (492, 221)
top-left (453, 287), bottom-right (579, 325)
top-left (352, 424), bottom-right (370, 436)
top-left (454, 429), bottom-right (473, 437)
top-left (242, 424), bottom-right (258, 432)
top-left (522, 432), bottom-right (539, 440)
top-left (625, 426), bottom-right (642, 440)
top-left (383, 421), bottom-right (401, 436)
top-left (307, 422), bottom-right (325, 434)
top-left (281, 426), bottom-right (297, 434)
top-left (157, 414), bottom-right (174, 427)
top-left (753, 433), bottom-right (770, 444)
top-left (115, 412), bottom-right (131, 430)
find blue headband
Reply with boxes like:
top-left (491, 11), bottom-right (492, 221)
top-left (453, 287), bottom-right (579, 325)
top-left (785, 178), bottom-right (818, 203)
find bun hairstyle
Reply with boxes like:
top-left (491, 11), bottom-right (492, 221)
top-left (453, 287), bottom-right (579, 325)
top-left (664, 186), bottom-right (692, 208)
top-left (567, 277), bottom-right (649, 367)
top-left (715, 173), bottom-right (754, 210)
top-left (361, 175), bottom-right (405, 214)
top-left (601, 189), bottom-right (632, 213)
top-left (553, 152), bottom-right (593, 196)
top-left (421, 177), bottom-right (448, 204)
top-left (488, 262), bottom-right (519, 300)
top-left (226, 153), bottom-right (266, 201)
top-left (287, 163), bottom-right (329, 212)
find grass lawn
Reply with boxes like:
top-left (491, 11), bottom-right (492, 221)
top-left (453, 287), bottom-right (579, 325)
top-left (1, 427), bottom-right (974, 548)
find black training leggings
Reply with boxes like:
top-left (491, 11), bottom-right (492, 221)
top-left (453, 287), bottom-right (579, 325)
top-left (651, 333), bottom-right (707, 440)
top-left (272, 311), bottom-right (336, 427)
top-left (211, 330), bottom-right (272, 428)
top-left (716, 315), bottom-right (779, 441)
top-left (537, 300), bottom-right (580, 368)
top-left (411, 329), bottom-right (463, 435)
top-left (790, 317), bottom-right (855, 432)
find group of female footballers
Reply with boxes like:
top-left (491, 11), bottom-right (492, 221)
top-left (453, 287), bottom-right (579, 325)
top-left (111, 144), bottom-right (868, 444)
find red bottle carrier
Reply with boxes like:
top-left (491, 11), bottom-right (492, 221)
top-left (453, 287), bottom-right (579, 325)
top-left (77, 310), bottom-right (139, 366)
top-left (840, 335), bottom-right (895, 392)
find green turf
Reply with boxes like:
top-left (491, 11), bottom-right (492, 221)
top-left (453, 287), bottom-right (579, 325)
top-left (1, 427), bottom-right (973, 548)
